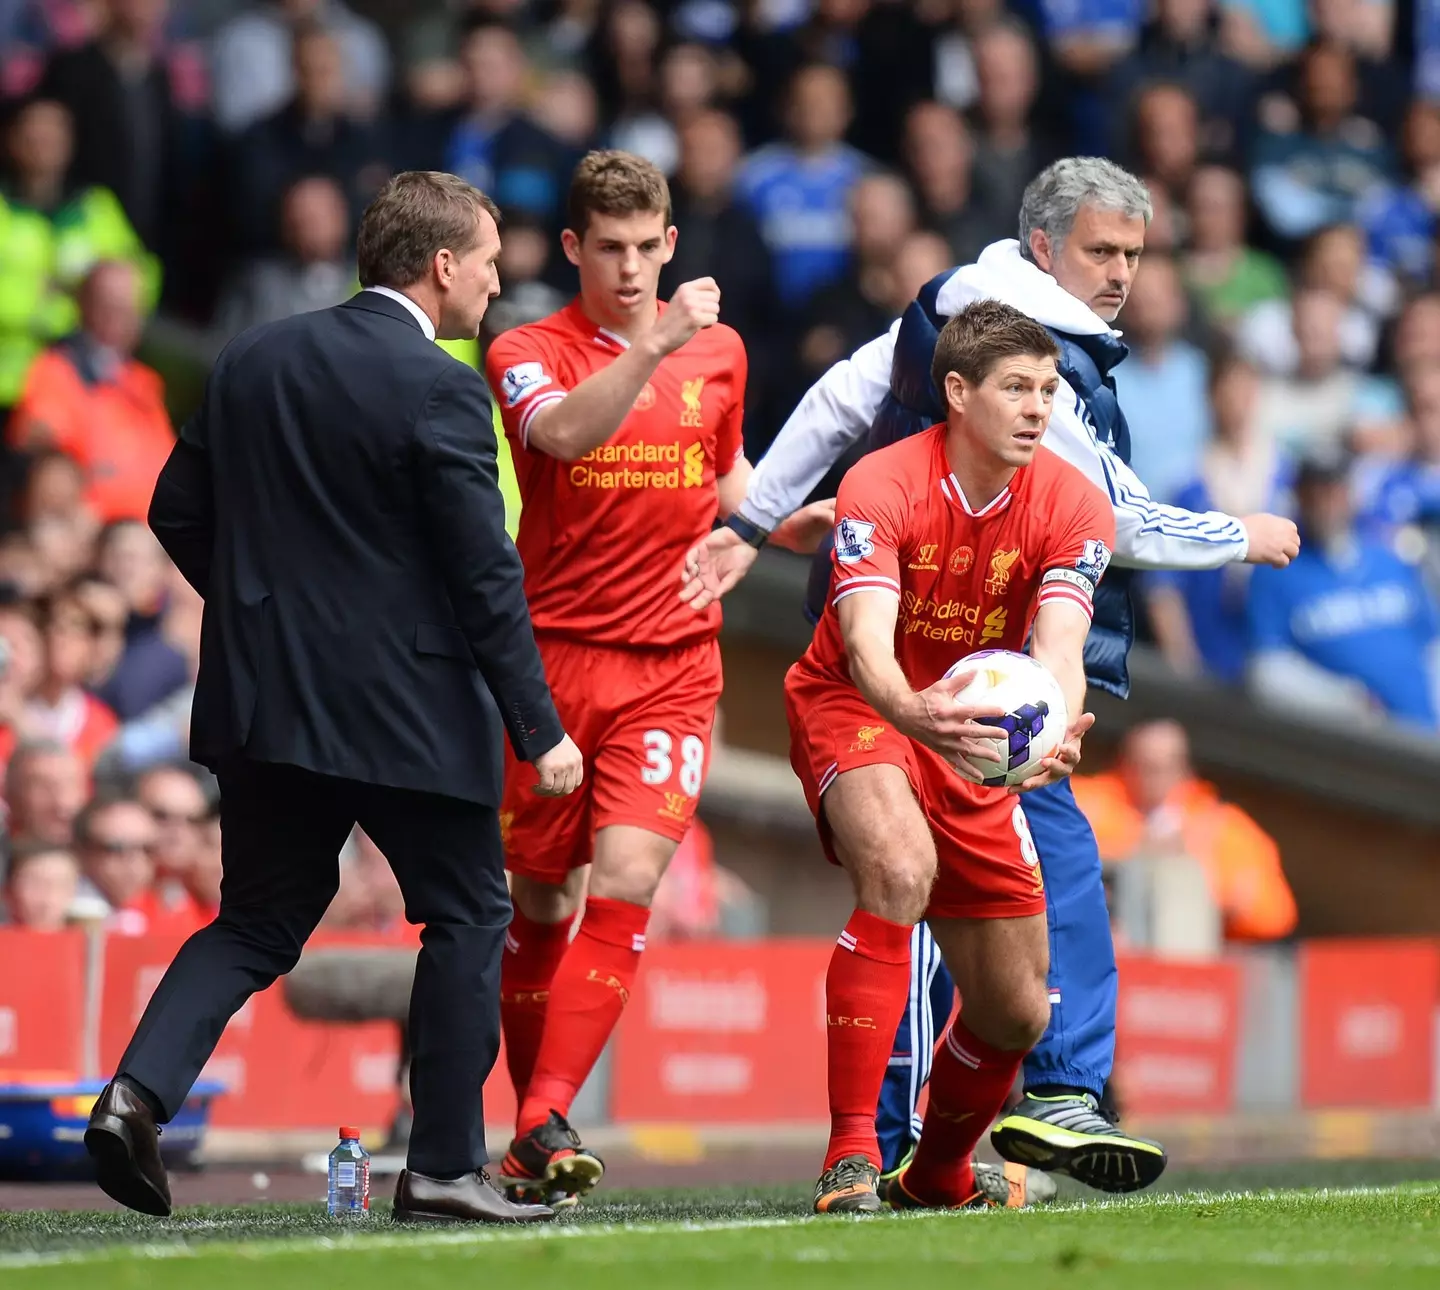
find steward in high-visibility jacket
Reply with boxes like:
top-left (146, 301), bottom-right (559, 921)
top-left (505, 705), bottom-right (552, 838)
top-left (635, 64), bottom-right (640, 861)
top-left (0, 183), bottom-right (159, 406)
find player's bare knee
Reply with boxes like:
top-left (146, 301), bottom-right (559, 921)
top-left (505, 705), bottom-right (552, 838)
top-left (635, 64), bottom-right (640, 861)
top-left (832, 817), bottom-right (935, 923)
top-left (962, 984), bottom-right (1050, 1053)
top-left (852, 855), bottom-right (933, 924)
top-left (990, 960), bottom-right (1051, 1051)
top-left (589, 825), bottom-right (678, 908)
top-left (1008, 981), bottom-right (1052, 1051)
top-left (511, 870), bottom-right (583, 924)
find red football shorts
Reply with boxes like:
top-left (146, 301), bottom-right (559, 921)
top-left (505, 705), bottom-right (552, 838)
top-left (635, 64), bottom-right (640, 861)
top-left (784, 665), bottom-right (1047, 921)
top-left (502, 637), bottom-right (722, 882)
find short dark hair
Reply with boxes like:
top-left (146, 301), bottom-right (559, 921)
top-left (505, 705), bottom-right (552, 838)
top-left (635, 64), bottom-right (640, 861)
top-left (73, 794), bottom-right (144, 850)
top-left (7, 840), bottom-right (77, 882)
top-left (931, 300), bottom-right (1061, 392)
top-left (6, 738), bottom-right (70, 788)
top-left (566, 150), bottom-right (671, 238)
top-left (357, 171), bottom-right (500, 289)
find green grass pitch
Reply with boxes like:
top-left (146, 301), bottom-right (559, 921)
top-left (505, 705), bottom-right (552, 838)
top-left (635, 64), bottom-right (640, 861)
top-left (2, 1174), bottom-right (1439, 1290)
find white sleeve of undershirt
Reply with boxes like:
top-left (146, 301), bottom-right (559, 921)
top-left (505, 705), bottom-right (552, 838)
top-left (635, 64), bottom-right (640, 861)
top-left (737, 320), bottom-right (899, 531)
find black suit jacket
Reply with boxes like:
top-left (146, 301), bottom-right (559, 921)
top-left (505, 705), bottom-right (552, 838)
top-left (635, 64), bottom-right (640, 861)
top-left (149, 290), bottom-right (563, 805)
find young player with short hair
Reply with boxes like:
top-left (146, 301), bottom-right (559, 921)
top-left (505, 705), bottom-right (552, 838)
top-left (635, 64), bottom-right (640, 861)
top-left (484, 150), bottom-right (830, 1206)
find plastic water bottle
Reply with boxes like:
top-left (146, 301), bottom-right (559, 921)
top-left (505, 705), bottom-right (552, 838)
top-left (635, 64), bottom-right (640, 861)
top-left (327, 1126), bottom-right (370, 1217)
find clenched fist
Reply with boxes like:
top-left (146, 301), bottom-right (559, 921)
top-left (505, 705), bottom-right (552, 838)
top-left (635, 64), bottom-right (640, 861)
top-left (649, 278), bottom-right (721, 357)
top-left (1240, 513), bottom-right (1301, 568)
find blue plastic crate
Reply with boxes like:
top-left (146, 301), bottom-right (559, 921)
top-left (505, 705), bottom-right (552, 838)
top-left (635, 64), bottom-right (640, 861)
top-left (0, 1080), bottom-right (224, 1181)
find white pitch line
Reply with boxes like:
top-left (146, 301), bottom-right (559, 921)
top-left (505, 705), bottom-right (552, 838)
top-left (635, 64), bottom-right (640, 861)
top-left (0, 1215), bottom-right (813, 1271)
top-left (3, 1183), bottom-right (1437, 1272)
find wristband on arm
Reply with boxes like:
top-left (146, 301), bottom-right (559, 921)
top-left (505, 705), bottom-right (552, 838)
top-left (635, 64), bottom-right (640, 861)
top-left (721, 512), bottom-right (770, 549)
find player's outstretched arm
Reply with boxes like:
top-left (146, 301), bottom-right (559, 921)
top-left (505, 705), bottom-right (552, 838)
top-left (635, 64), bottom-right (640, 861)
top-left (1042, 389), bottom-right (1300, 571)
top-left (679, 318), bottom-right (901, 611)
top-left (1013, 599), bottom-right (1096, 794)
top-left (527, 278), bottom-right (721, 461)
top-left (837, 593), bottom-right (1006, 780)
top-left (716, 457), bottom-right (835, 550)
top-left (679, 494), bottom-right (836, 610)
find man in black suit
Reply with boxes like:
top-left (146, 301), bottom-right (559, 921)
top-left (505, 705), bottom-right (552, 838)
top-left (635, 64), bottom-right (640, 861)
top-left (84, 170), bottom-right (583, 1225)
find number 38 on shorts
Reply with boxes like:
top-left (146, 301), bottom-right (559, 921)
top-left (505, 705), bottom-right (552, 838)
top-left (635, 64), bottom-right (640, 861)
top-left (498, 638), bottom-right (724, 880)
top-left (641, 729), bottom-right (707, 796)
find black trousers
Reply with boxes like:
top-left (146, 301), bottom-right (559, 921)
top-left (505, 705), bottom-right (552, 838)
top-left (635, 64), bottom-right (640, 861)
top-left (118, 756), bottom-right (510, 1179)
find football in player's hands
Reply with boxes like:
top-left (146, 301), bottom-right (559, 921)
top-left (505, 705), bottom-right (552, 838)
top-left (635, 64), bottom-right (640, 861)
top-left (941, 650), bottom-right (1069, 789)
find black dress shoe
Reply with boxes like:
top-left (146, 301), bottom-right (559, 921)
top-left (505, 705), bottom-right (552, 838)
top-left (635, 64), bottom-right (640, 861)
top-left (393, 1169), bottom-right (554, 1224)
top-left (84, 1082), bottom-right (173, 1217)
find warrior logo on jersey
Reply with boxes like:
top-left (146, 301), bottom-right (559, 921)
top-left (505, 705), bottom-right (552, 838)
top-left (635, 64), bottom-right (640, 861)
top-left (909, 543), bottom-right (940, 572)
top-left (985, 547), bottom-right (1021, 595)
top-left (499, 362), bottom-right (551, 407)
top-left (835, 518), bottom-right (877, 564)
top-left (1076, 538), bottom-right (1112, 584)
top-left (660, 792), bottom-right (689, 822)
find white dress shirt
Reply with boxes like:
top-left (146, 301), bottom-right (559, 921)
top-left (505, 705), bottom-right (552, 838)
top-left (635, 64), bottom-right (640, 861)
top-left (364, 286), bottom-right (436, 341)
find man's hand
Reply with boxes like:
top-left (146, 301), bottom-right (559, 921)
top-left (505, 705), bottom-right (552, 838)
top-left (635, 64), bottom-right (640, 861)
top-left (647, 277), bottom-right (721, 357)
top-left (1009, 713), bottom-right (1096, 794)
top-left (898, 670), bottom-right (1009, 781)
top-left (1240, 513), bottom-right (1301, 567)
top-left (770, 499), bottom-right (836, 553)
top-left (680, 499), bottom-right (837, 610)
top-left (532, 734), bottom-right (583, 796)
top-left (680, 526), bottom-right (758, 610)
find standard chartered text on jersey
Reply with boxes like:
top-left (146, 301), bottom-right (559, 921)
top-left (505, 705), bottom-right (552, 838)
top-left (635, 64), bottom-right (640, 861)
top-left (568, 441), bottom-right (706, 490)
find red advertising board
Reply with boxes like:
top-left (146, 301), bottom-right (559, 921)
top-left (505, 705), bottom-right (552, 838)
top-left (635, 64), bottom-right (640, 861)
top-left (0, 929), bottom-right (87, 1080)
top-left (610, 940), bottom-right (830, 1123)
top-left (1114, 954), bottom-right (1244, 1115)
top-left (1299, 939), bottom-right (1439, 1109)
top-left (18, 928), bottom-right (1440, 1129)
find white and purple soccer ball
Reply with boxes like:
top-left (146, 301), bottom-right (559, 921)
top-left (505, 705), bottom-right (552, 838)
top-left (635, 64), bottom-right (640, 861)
top-left (942, 649), bottom-right (1068, 788)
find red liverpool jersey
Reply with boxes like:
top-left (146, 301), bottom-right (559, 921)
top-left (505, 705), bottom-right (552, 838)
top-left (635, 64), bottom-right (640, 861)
top-left (798, 425), bottom-right (1117, 692)
top-left (485, 300), bottom-right (746, 648)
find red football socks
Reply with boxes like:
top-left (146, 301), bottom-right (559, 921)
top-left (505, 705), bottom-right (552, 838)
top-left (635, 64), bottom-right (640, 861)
top-left (516, 896), bottom-right (650, 1135)
top-left (903, 1018), bottom-right (1024, 1204)
top-left (822, 909), bottom-right (913, 1170)
top-left (499, 907), bottom-right (575, 1104)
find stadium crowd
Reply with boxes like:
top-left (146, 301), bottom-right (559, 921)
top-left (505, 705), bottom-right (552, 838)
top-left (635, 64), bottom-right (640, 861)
top-left (0, 0), bottom-right (1433, 936)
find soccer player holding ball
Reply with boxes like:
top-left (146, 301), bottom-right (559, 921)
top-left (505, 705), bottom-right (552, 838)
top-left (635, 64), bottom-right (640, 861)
top-left (786, 300), bottom-right (1113, 1213)
top-left (482, 151), bottom-right (831, 1207)
top-left (685, 159), bottom-right (1300, 1194)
